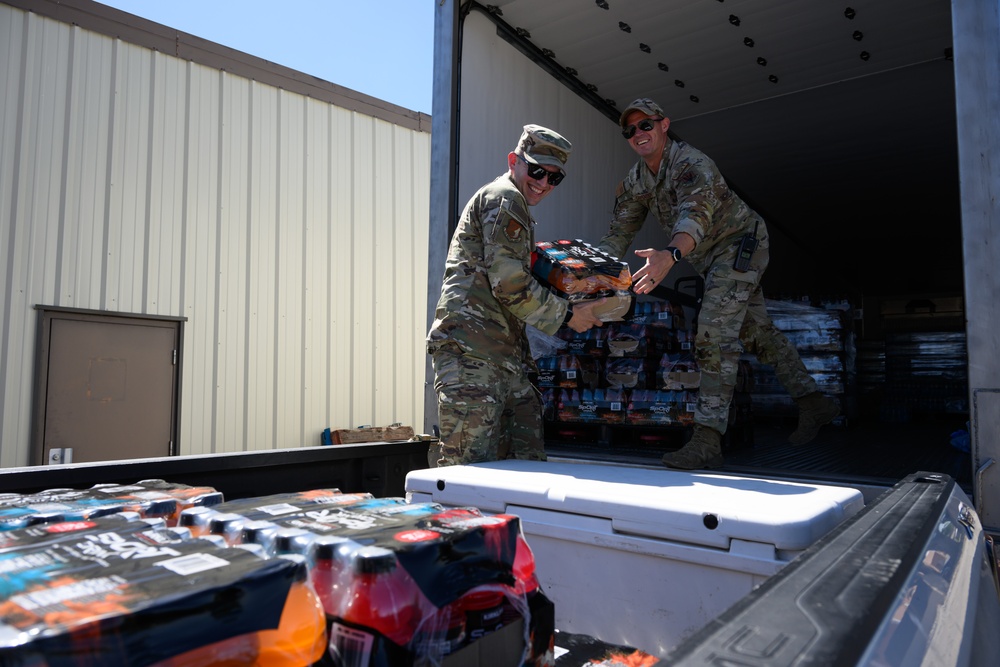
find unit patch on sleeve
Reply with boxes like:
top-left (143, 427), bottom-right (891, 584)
top-left (505, 217), bottom-right (525, 242)
top-left (495, 195), bottom-right (530, 243)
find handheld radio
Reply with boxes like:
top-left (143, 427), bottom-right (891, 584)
top-left (733, 221), bottom-right (759, 272)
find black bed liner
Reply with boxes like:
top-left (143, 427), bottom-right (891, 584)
top-left (664, 471), bottom-right (1000, 666)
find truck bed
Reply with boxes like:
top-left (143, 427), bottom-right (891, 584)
top-left (1, 448), bottom-right (996, 665)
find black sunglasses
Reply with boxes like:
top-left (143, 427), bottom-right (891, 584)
top-left (517, 153), bottom-right (565, 186)
top-left (621, 117), bottom-right (663, 140)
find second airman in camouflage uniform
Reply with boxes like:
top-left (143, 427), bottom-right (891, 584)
top-left (598, 99), bottom-right (840, 469)
top-left (427, 125), bottom-right (605, 467)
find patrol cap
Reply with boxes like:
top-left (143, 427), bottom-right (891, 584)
top-left (515, 124), bottom-right (572, 173)
top-left (619, 98), bottom-right (666, 128)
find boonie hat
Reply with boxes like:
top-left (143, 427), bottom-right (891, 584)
top-left (619, 98), bottom-right (666, 128)
top-left (516, 124), bottom-right (572, 173)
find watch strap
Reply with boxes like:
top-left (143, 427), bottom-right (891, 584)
top-left (563, 303), bottom-right (574, 325)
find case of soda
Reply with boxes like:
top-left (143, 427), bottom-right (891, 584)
top-left (0, 512), bottom-right (326, 667)
top-left (0, 483), bottom-right (554, 667)
top-left (531, 240), bottom-right (633, 322)
top-left (531, 240), bottom-right (631, 296)
top-left (0, 479), bottom-right (223, 531)
top-left (178, 489), bottom-right (554, 666)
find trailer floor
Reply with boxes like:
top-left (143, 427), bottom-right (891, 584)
top-left (546, 415), bottom-right (973, 494)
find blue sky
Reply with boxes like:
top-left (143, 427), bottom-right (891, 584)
top-left (94, 1), bottom-right (435, 114)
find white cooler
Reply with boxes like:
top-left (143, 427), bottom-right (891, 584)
top-left (405, 459), bottom-right (864, 658)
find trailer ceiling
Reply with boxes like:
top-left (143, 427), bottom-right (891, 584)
top-left (482, 0), bottom-right (959, 298)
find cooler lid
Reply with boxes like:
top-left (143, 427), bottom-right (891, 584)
top-left (404, 460), bottom-right (864, 551)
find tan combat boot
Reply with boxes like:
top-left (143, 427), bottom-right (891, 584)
top-left (661, 425), bottom-right (724, 470)
top-left (788, 392), bottom-right (841, 445)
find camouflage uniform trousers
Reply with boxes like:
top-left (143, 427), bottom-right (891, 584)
top-left (431, 345), bottom-right (547, 467)
top-left (694, 241), bottom-right (817, 434)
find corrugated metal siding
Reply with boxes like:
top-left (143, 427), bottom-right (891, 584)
top-left (0, 4), bottom-right (430, 466)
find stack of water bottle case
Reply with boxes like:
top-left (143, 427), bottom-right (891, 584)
top-left (0, 481), bottom-right (555, 666)
top-left (536, 299), bottom-right (702, 428)
top-left (739, 299), bottom-right (852, 425)
top-left (531, 240), bottom-right (752, 439)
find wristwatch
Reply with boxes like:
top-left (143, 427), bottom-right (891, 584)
top-left (665, 246), bottom-right (683, 263)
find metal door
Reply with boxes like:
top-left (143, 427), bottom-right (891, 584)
top-left (32, 309), bottom-right (182, 465)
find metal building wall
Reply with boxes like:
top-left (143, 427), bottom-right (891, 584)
top-left (0, 2), bottom-right (430, 467)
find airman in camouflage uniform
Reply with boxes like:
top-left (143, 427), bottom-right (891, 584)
top-left (427, 125), bottom-right (606, 467)
top-left (598, 99), bottom-right (840, 469)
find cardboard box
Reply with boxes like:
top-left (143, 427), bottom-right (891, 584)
top-left (444, 616), bottom-right (527, 667)
top-left (444, 590), bottom-right (555, 667)
top-left (325, 423), bottom-right (414, 444)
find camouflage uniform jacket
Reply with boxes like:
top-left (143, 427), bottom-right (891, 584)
top-left (427, 173), bottom-right (569, 374)
top-left (598, 139), bottom-right (765, 273)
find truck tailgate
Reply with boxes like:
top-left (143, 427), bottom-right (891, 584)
top-left (665, 472), bottom-right (1000, 666)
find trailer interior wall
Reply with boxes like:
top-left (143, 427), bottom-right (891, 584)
top-left (0, 0), bottom-right (431, 467)
top-left (454, 12), bottom-right (660, 247)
